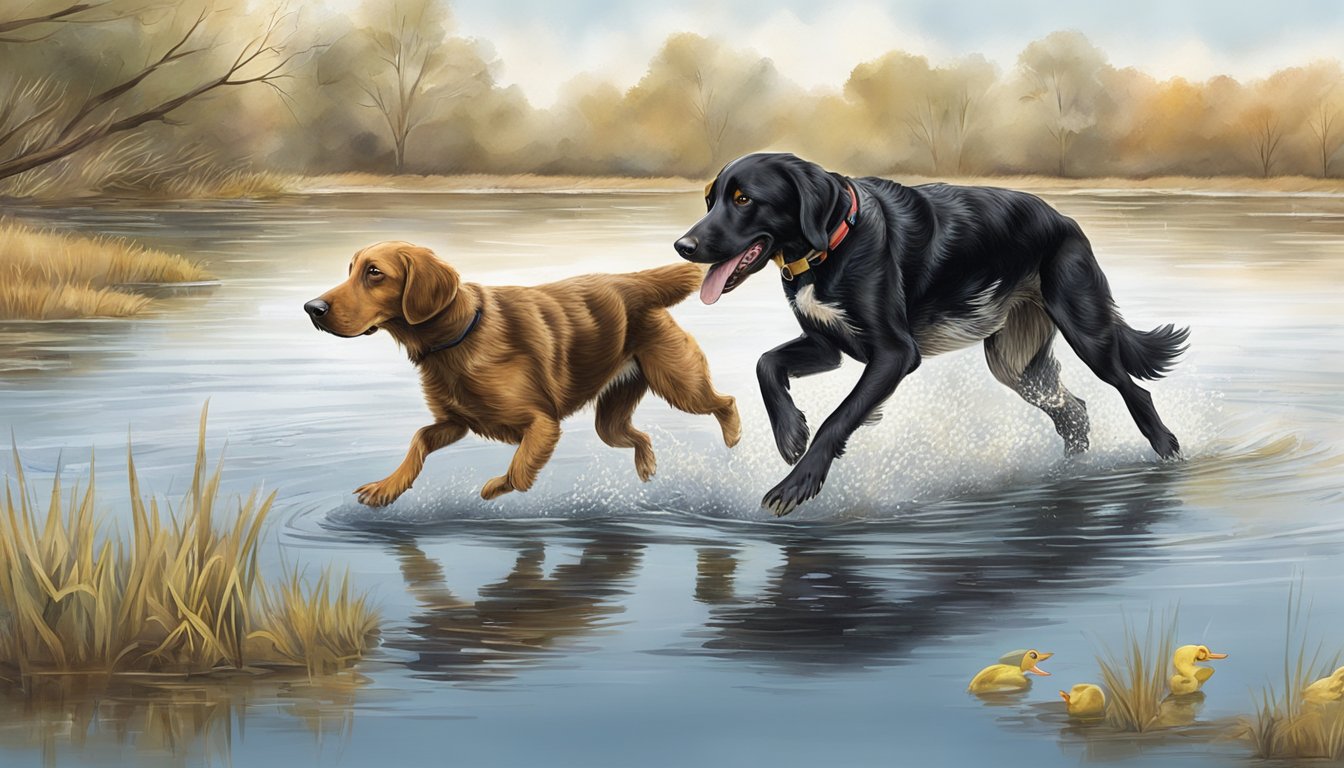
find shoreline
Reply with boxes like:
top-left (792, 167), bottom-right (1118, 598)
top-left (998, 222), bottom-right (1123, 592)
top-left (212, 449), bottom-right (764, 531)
top-left (283, 171), bottom-right (1344, 198)
top-left (7, 172), bottom-right (1344, 204)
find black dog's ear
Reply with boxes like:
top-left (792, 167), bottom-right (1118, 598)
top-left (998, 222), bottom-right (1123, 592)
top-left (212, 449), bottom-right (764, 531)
top-left (399, 246), bottom-right (460, 325)
top-left (782, 156), bottom-right (842, 253)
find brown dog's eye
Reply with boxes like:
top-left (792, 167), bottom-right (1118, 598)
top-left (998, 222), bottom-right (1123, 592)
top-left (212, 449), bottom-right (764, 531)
top-left (366, 265), bottom-right (382, 278)
top-left (733, 191), bottom-right (751, 206)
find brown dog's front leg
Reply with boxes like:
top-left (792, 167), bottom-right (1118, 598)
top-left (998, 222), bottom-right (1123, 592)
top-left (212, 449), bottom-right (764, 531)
top-left (356, 421), bottom-right (468, 507)
top-left (481, 415), bottom-right (561, 500)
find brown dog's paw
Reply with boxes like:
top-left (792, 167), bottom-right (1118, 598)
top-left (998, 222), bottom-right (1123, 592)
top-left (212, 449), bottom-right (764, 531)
top-left (635, 447), bottom-right (657, 482)
top-left (481, 476), bottom-right (514, 500)
top-left (718, 401), bottom-right (742, 448)
top-left (355, 478), bottom-right (407, 507)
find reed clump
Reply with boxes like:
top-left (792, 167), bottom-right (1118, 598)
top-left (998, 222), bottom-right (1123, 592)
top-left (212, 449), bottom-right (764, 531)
top-left (1095, 609), bottom-right (1178, 732)
top-left (0, 406), bottom-right (379, 680)
top-left (1247, 584), bottom-right (1344, 760)
top-left (0, 219), bottom-right (209, 319)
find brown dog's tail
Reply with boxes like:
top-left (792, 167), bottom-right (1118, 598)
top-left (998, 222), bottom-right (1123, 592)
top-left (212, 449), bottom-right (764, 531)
top-left (619, 263), bottom-right (704, 310)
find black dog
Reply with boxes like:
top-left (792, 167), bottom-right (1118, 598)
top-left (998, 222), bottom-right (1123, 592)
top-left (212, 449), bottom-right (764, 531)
top-left (675, 152), bottom-right (1188, 516)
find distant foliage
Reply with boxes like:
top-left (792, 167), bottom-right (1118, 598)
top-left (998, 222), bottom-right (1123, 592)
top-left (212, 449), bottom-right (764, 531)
top-left (1, 1), bottom-right (1343, 188)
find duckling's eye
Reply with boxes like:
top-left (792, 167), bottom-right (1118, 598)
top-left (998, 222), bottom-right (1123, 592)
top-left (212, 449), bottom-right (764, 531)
top-left (1029, 652), bottom-right (1038, 659)
top-left (733, 190), bottom-right (751, 207)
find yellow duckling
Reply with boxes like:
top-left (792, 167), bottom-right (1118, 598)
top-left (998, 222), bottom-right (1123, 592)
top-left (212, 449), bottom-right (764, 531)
top-left (968, 649), bottom-right (1053, 693)
top-left (1169, 644), bottom-right (1227, 696)
top-left (1304, 667), bottom-right (1344, 704)
top-left (1059, 683), bottom-right (1106, 718)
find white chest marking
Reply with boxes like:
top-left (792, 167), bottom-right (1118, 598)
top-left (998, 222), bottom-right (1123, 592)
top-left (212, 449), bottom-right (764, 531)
top-left (791, 284), bottom-right (856, 335)
top-left (597, 359), bottom-right (641, 399)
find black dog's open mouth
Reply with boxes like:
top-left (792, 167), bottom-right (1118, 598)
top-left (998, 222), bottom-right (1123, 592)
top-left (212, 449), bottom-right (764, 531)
top-left (699, 238), bottom-right (771, 305)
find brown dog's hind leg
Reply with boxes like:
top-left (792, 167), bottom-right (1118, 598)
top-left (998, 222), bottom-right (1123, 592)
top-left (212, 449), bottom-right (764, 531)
top-left (481, 414), bottom-right (562, 500)
top-left (595, 370), bottom-right (657, 481)
top-left (356, 421), bottom-right (468, 507)
top-left (636, 315), bottom-right (740, 449)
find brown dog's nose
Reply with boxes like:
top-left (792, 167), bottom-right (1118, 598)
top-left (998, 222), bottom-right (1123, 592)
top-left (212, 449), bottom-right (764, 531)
top-left (674, 236), bottom-right (698, 257)
top-left (304, 299), bottom-right (329, 318)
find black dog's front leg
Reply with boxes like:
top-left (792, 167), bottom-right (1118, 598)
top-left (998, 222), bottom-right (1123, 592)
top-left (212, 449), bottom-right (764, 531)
top-left (762, 340), bottom-right (920, 516)
top-left (756, 334), bottom-right (843, 464)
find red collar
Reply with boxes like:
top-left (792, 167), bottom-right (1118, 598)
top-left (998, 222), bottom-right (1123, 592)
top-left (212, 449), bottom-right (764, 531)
top-left (774, 181), bottom-right (859, 281)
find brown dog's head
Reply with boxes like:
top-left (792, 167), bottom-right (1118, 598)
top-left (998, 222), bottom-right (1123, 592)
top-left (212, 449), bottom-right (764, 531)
top-left (304, 241), bottom-right (460, 337)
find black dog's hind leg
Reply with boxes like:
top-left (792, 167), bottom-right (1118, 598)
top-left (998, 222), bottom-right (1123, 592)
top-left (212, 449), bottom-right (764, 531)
top-left (984, 301), bottom-right (1089, 454)
top-left (756, 334), bottom-right (843, 464)
top-left (1041, 235), bottom-right (1185, 459)
top-left (762, 340), bottom-right (920, 516)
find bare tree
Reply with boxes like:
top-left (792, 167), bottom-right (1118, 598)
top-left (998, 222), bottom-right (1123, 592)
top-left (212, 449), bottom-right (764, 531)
top-left (0, 2), bottom-right (111, 42)
top-left (1018, 31), bottom-right (1107, 177)
top-left (686, 64), bottom-right (768, 170)
top-left (904, 96), bottom-right (944, 174)
top-left (1308, 99), bottom-right (1342, 178)
top-left (338, 0), bottom-right (484, 172)
top-left (0, 3), bottom-right (310, 184)
top-left (1243, 106), bottom-right (1284, 177)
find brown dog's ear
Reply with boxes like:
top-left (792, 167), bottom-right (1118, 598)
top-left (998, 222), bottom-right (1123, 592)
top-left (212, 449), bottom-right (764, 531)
top-left (399, 246), bottom-right (459, 325)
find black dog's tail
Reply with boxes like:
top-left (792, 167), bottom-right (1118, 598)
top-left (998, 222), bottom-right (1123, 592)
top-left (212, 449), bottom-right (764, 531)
top-left (1115, 321), bottom-right (1190, 380)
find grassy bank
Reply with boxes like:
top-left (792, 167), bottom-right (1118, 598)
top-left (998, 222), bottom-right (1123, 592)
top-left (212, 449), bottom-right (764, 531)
top-left (0, 221), bottom-right (210, 320)
top-left (0, 406), bottom-right (379, 679)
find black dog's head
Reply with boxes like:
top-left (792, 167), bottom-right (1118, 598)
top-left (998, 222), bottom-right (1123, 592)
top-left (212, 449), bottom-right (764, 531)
top-left (675, 152), bottom-right (844, 305)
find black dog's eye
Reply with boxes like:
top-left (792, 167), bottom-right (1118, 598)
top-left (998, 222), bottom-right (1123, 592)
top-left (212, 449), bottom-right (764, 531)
top-left (733, 190), bottom-right (751, 206)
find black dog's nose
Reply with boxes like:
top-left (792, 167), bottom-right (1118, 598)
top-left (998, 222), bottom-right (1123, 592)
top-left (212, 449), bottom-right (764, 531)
top-left (674, 236), bottom-right (698, 257)
top-left (304, 299), bottom-right (329, 318)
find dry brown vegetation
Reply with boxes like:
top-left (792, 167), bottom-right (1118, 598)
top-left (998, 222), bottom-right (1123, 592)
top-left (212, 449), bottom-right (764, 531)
top-left (1246, 586), bottom-right (1344, 760)
top-left (3, 3), bottom-right (1344, 199)
top-left (0, 406), bottom-right (380, 680)
top-left (1095, 610), bottom-right (1178, 732)
top-left (0, 220), bottom-right (210, 319)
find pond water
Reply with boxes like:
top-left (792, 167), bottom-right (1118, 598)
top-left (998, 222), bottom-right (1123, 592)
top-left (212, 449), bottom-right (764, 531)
top-left (0, 188), bottom-right (1340, 767)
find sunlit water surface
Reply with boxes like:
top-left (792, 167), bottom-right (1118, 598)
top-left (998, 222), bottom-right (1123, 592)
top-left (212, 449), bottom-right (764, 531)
top-left (0, 189), bottom-right (1340, 767)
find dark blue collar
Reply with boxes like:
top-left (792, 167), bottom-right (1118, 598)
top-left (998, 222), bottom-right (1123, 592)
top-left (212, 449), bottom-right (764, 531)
top-left (416, 307), bottom-right (482, 362)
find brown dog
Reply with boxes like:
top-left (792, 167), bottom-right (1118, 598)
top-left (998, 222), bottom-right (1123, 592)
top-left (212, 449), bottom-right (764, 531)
top-left (304, 241), bottom-right (740, 506)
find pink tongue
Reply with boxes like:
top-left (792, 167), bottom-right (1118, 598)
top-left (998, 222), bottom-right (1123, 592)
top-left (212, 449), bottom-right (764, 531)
top-left (699, 244), bottom-right (760, 305)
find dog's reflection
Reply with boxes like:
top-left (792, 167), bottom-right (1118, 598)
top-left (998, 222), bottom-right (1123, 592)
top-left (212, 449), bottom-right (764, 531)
top-left (389, 533), bottom-right (643, 682)
top-left (690, 467), bottom-right (1181, 670)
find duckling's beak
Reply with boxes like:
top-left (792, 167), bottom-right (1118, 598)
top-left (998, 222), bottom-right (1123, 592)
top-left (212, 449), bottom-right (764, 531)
top-left (1029, 651), bottom-right (1054, 675)
top-left (1059, 691), bottom-right (1071, 703)
top-left (1207, 651), bottom-right (1228, 660)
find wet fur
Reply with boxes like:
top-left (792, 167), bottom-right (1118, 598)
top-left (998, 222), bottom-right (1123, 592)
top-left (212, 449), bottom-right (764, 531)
top-left (309, 241), bottom-right (740, 506)
top-left (676, 153), bottom-right (1189, 516)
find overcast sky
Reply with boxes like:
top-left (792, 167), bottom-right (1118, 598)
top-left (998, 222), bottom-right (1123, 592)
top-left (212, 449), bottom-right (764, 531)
top-left (355, 0), bottom-right (1344, 106)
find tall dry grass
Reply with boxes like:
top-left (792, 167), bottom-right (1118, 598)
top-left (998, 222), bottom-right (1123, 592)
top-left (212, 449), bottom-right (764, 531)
top-left (0, 406), bottom-right (379, 680)
top-left (0, 220), bottom-right (210, 319)
top-left (1247, 584), bottom-right (1344, 759)
top-left (1096, 609), bottom-right (1178, 732)
top-left (0, 131), bottom-right (290, 202)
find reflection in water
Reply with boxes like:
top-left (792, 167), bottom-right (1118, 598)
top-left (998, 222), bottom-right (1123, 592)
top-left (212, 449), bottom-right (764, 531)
top-left (0, 673), bottom-right (364, 767)
top-left (684, 467), bottom-right (1182, 670)
top-left (389, 533), bottom-right (643, 683)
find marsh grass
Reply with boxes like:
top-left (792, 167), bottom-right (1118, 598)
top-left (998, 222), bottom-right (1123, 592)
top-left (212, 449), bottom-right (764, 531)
top-left (0, 406), bottom-right (379, 680)
top-left (1095, 609), bottom-right (1178, 732)
top-left (0, 220), bottom-right (210, 319)
top-left (1247, 583), bottom-right (1344, 760)
top-left (0, 134), bottom-right (289, 202)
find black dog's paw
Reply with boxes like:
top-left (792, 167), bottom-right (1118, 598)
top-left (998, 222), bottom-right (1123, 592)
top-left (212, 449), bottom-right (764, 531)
top-left (760, 460), bottom-right (829, 517)
top-left (1152, 430), bottom-right (1181, 460)
top-left (771, 408), bottom-right (809, 465)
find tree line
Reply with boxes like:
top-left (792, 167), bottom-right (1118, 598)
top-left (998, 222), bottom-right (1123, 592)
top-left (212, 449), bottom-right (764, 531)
top-left (2, 0), bottom-right (1342, 192)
